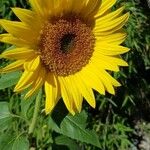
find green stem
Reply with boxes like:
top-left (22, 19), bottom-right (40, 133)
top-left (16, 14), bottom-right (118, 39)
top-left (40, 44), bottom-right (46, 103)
top-left (28, 89), bottom-right (42, 134)
top-left (11, 114), bottom-right (29, 124)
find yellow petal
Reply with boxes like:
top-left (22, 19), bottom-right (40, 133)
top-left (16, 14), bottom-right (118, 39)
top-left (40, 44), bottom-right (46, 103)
top-left (29, 0), bottom-right (55, 18)
top-left (47, 0), bottom-right (64, 17)
top-left (58, 76), bottom-right (75, 115)
top-left (90, 65), bottom-right (115, 94)
top-left (95, 42), bottom-right (130, 55)
top-left (102, 70), bottom-right (121, 87)
top-left (81, 64), bottom-right (105, 95)
top-left (65, 76), bottom-right (83, 113)
top-left (14, 71), bottom-right (34, 92)
top-left (59, 0), bottom-right (71, 13)
top-left (99, 73), bottom-right (115, 94)
top-left (24, 56), bottom-right (40, 72)
top-left (94, 54), bottom-right (128, 67)
top-left (71, 0), bottom-right (87, 14)
top-left (11, 7), bottom-right (42, 31)
top-left (96, 32), bottom-right (127, 44)
top-left (74, 72), bottom-right (96, 108)
top-left (95, 0), bottom-right (117, 17)
top-left (29, 0), bottom-right (44, 16)
top-left (81, 0), bottom-right (102, 18)
top-left (14, 58), bottom-right (41, 92)
top-left (0, 20), bottom-right (36, 43)
top-left (1, 48), bottom-right (36, 60)
top-left (94, 13), bottom-right (129, 32)
top-left (92, 55), bottom-right (120, 71)
top-left (0, 60), bottom-right (24, 73)
top-left (45, 73), bottom-right (60, 114)
top-left (0, 34), bottom-right (31, 47)
top-left (24, 67), bottom-right (46, 99)
top-left (95, 6), bottom-right (124, 20)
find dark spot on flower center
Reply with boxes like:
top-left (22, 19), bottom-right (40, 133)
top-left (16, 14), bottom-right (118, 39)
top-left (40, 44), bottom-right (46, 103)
top-left (60, 33), bottom-right (75, 53)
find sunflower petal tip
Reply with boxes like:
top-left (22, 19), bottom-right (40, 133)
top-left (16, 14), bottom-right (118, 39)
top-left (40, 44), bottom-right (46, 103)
top-left (111, 92), bottom-right (115, 96)
top-left (107, 89), bottom-right (115, 95)
top-left (45, 109), bottom-right (51, 115)
top-left (13, 88), bottom-right (17, 92)
top-left (126, 12), bottom-right (130, 18)
top-left (14, 86), bottom-right (20, 93)
top-left (93, 105), bottom-right (96, 109)
top-left (126, 63), bottom-right (129, 67)
top-left (117, 83), bottom-right (122, 87)
top-left (124, 62), bottom-right (129, 67)
top-left (124, 47), bottom-right (130, 53)
top-left (70, 111), bottom-right (76, 116)
top-left (91, 102), bottom-right (96, 109)
top-left (122, 5), bottom-right (125, 9)
top-left (11, 7), bottom-right (22, 15)
top-left (77, 110), bottom-right (81, 114)
top-left (10, 7), bottom-right (14, 10)
top-left (127, 48), bottom-right (131, 51)
top-left (102, 91), bottom-right (106, 95)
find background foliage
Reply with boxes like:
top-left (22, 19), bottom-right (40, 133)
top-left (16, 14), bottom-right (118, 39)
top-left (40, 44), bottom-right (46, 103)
top-left (0, 0), bottom-right (150, 150)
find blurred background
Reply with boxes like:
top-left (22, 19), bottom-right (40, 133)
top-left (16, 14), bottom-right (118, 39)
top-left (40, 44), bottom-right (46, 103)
top-left (0, 0), bottom-right (150, 149)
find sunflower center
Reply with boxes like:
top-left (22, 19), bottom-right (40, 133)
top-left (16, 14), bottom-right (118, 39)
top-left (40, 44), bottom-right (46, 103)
top-left (38, 18), bottom-right (95, 76)
top-left (60, 33), bottom-right (75, 53)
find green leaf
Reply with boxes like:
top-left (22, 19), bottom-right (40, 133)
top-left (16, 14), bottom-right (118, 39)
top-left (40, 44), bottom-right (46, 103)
top-left (0, 133), bottom-right (29, 150)
top-left (0, 71), bottom-right (22, 90)
top-left (48, 117), bottom-right (61, 133)
top-left (49, 111), bottom-right (100, 148)
top-left (61, 115), bottom-right (100, 148)
top-left (11, 135), bottom-right (29, 150)
top-left (0, 102), bottom-right (12, 131)
top-left (20, 93), bottom-right (35, 119)
top-left (0, 133), bottom-right (13, 150)
top-left (55, 135), bottom-right (80, 150)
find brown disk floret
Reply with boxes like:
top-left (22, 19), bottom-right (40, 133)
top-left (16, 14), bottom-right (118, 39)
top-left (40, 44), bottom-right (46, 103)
top-left (38, 17), bottom-right (95, 76)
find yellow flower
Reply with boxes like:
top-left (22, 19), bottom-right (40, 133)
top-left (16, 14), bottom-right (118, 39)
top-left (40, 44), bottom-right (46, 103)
top-left (0, 0), bottom-right (130, 115)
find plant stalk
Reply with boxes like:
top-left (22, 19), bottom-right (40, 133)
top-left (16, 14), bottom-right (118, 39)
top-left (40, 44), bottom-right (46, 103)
top-left (28, 89), bottom-right (42, 134)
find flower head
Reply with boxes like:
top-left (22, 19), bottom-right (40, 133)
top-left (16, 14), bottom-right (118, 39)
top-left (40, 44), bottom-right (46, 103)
top-left (0, 0), bottom-right (130, 115)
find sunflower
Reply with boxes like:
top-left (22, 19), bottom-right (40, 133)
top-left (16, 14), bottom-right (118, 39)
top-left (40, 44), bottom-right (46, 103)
top-left (0, 0), bottom-right (129, 115)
